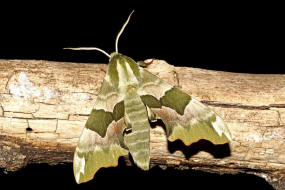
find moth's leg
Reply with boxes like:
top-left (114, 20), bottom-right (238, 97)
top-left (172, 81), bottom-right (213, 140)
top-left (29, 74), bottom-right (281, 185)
top-left (100, 68), bottom-right (106, 73)
top-left (123, 113), bottom-right (132, 133)
top-left (138, 58), bottom-right (156, 68)
top-left (146, 106), bottom-right (157, 122)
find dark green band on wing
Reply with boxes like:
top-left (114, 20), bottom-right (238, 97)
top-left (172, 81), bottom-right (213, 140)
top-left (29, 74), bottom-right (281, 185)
top-left (85, 109), bottom-right (114, 137)
top-left (113, 101), bottom-right (124, 121)
top-left (160, 87), bottom-right (191, 115)
top-left (141, 95), bottom-right (162, 108)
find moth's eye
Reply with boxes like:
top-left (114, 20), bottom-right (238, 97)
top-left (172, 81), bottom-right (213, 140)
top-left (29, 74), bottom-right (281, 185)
top-left (124, 127), bottom-right (132, 135)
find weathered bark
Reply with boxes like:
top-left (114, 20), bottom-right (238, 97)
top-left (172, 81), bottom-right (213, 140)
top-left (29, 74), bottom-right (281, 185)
top-left (0, 59), bottom-right (284, 189)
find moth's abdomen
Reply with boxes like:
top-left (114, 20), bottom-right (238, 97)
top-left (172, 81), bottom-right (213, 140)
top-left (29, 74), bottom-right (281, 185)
top-left (124, 86), bottom-right (150, 170)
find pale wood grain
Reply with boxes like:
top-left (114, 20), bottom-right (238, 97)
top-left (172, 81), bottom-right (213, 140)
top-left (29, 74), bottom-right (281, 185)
top-left (0, 59), bottom-right (284, 189)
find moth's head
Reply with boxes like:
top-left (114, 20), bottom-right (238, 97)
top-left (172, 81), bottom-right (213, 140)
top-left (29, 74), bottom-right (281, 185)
top-left (109, 52), bottom-right (121, 61)
top-left (109, 52), bottom-right (137, 69)
top-left (64, 10), bottom-right (135, 61)
top-left (109, 52), bottom-right (123, 63)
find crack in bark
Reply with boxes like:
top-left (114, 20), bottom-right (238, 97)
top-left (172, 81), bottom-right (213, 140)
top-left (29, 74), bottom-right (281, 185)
top-left (36, 102), bottom-right (56, 105)
top-left (262, 125), bottom-right (285, 128)
top-left (2, 111), bottom-right (59, 120)
top-left (25, 119), bottom-right (31, 140)
top-left (269, 104), bottom-right (285, 108)
top-left (4, 72), bottom-right (14, 92)
top-left (70, 91), bottom-right (97, 96)
top-left (55, 118), bottom-right (58, 132)
top-left (173, 70), bottom-right (181, 88)
top-left (2, 110), bottom-right (89, 121)
top-left (261, 127), bottom-right (268, 149)
top-left (29, 117), bottom-right (59, 120)
top-left (27, 131), bottom-right (58, 134)
top-left (4, 111), bottom-right (31, 114)
top-left (202, 100), bottom-right (285, 110)
top-left (77, 113), bottom-right (89, 116)
top-left (277, 110), bottom-right (281, 126)
top-left (0, 104), bottom-right (3, 116)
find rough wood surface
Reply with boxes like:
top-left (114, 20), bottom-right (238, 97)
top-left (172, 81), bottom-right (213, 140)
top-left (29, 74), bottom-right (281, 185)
top-left (0, 59), bottom-right (284, 189)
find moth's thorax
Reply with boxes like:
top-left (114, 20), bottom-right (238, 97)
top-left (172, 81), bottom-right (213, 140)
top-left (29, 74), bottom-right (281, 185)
top-left (107, 53), bottom-right (141, 91)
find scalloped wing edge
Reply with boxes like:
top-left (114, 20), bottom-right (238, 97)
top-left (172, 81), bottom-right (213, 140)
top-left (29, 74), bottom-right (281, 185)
top-left (73, 119), bottom-right (128, 184)
top-left (137, 67), bottom-right (231, 146)
top-left (153, 97), bottom-right (231, 146)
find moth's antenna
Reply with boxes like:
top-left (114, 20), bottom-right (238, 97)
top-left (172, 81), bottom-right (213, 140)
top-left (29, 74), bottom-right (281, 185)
top-left (64, 47), bottom-right (111, 58)
top-left (115, 10), bottom-right (134, 53)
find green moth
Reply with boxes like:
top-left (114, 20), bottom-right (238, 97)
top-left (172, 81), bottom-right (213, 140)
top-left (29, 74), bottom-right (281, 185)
top-left (67, 11), bottom-right (231, 184)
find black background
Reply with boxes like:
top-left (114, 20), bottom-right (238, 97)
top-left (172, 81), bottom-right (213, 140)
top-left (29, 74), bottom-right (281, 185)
top-left (0, 2), bottom-right (283, 73)
top-left (0, 2), bottom-right (281, 190)
top-left (0, 163), bottom-right (275, 190)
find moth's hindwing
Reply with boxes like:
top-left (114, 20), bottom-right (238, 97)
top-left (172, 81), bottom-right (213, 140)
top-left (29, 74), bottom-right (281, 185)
top-left (73, 77), bottom-right (128, 184)
top-left (138, 68), bottom-right (232, 146)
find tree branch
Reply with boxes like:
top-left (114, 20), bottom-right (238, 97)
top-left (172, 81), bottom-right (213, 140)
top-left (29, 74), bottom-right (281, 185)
top-left (0, 59), bottom-right (284, 189)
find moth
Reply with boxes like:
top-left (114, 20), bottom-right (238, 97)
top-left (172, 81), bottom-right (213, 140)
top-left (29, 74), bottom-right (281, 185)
top-left (67, 11), bottom-right (232, 184)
